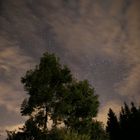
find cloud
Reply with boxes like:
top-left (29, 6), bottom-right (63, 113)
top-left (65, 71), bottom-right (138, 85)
top-left (97, 100), bottom-right (122, 124)
top-left (0, 45), bottom-right (34, 110)
top-left (0, 44), bottom-right (34, 137)
top-left (116, 65), bottom-right (140, 101)
top-left (45, 0), bottom-right (140, 104)
top-left (115, 0), bottom-right (140, 101)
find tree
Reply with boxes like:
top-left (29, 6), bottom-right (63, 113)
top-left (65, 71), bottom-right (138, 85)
top-left (21, 52), bottom-right (72, 131)
top-left (119, 102), bottom-right (140, 140)
top-left (53, 80), bottom-right (99, 133)
top-left (91, 121), bottom-right (109, 140)
top-left (20, 52), bottom-right (99, 137)
top-left (106, 108), bottom-right (120, 140)
top-left (119, 103), bottom-right (131, 140)
top-left (106, 102), bottom-right (140, 140)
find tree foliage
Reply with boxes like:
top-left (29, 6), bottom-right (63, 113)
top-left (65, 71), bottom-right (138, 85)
top-left (21, 52), bottom-right (73, 131)
top-left (21, 52), bottom-right (99, 132)
top-left (106, 109), bottom-right (120, 140)
top-left (90, 121), bottom-right (109, 140)
top-left (106, 102), bottom-right (140, 140)
top-left (5, 52), bottom-right (106, 140)
top-left (46, 129), bottom-right (91, 140)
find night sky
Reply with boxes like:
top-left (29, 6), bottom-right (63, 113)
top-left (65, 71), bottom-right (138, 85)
top-left (0, 0), bottom-right (140, 139)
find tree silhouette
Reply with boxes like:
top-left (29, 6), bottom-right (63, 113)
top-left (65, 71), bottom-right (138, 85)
top-left (119, 102), bottom-right (140, 140)
top-left (21, 52), bottom-right (73, 131)
top-left (106, 102), bottom-right (140, 140)
top-left (10, 52), bottom-right (101, 139)
top-left (106, 108), bottom-right (120, 140)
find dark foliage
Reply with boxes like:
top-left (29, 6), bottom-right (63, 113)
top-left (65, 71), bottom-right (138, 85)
top-left (106, 109), bottom-right (120, 140)
top-left (106, 102), bottom-right (140, 140)
top-left (6, 52), bottom-right (109, 140)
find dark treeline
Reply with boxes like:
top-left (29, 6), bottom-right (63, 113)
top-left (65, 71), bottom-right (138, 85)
top-left (106, 102), bottom-right (140, 140)
top-left (6, 52), bottom-right (140, 140)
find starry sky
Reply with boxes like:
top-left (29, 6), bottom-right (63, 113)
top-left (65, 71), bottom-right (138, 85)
top-left (0, 0), bottom-right (140, 139)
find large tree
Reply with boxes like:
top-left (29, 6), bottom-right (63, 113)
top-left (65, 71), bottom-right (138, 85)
top-left (21, 52), bottom-right (73, 131)
top-left (20, 52), bottom-right (99, 134)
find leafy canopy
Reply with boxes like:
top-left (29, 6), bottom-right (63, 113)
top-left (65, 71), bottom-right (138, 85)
top-left (21, 52), bottom-right (99, 133)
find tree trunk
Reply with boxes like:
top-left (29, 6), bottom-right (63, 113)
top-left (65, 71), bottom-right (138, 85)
top-left (44, 107), bottom-right (48, 131)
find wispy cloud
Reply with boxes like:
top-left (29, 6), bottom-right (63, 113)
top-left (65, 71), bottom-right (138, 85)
top-left (0, 45), bottom-right (34, 136)
top-left (97, 100), bottom-right (122, 124)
